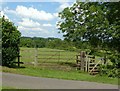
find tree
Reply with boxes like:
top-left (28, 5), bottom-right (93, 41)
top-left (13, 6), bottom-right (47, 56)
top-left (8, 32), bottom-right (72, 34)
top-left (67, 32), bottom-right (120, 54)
top-left (58, 2), bottom-right (120, 77)
top-left (58, 2), bottom-right (106, 48)
top-left (20, 37), bottom-right (34, 48)
top-left (1, 16), bottom-right (21, 67)
top-left (104, 2), bottom-right (120, 52)
top-left (58, 2), bottom-right (120, 53)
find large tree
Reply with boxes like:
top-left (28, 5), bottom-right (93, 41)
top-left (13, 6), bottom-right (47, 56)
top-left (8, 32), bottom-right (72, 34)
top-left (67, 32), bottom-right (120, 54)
top-left (1, 16), bottom-right (21, 67)
top-left (58, 2), bottom-right (120, 52)
top-left (58, 2), bottom-right (120, 77)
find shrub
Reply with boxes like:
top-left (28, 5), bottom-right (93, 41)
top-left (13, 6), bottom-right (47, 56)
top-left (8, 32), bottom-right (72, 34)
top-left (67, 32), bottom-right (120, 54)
top-left (99, 64), bottom-right (120, 78)
top-left (1, 16), bottom-right (21, 67)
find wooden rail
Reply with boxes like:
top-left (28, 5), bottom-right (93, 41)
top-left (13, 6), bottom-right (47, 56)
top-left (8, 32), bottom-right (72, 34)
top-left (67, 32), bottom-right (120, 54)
top-left (89, 60), bottom-right (101, 74)
top-left (37, 58), bottom-right (75, 60)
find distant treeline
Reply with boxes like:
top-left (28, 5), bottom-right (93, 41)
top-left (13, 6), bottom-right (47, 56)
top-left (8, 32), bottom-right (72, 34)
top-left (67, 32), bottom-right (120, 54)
top-left (20, 37), bottom-right (90, 51)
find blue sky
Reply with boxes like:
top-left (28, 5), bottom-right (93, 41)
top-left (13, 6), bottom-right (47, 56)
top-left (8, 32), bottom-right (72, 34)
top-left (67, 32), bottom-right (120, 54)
top-left (1, 0), bottom-right (76, 39)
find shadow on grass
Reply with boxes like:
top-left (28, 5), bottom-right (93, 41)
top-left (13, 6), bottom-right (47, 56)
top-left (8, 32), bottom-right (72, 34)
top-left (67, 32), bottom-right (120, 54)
top-left (58, 62), bottom-right (77, 67)
top-left (7, 65), bottom-right (26, 69)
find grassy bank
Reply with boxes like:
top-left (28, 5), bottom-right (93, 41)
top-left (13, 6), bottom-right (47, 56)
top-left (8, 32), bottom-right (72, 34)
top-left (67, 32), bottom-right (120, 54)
top-left (2, 65), bottom-right (118, 85)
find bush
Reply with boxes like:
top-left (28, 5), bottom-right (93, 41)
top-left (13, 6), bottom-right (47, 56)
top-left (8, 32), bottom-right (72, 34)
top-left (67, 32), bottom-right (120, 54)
top-left (99, 64), bottom-right (120, 78)
top-left (2, 47), bottom-right (18, 67)
top-left (1, 16), bottom-right (21, 67)
top-left (107, 68), bottom-right (119, 78)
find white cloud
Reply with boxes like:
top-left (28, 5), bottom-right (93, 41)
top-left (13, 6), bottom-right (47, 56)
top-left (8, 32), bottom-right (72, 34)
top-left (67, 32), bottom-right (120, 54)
top-left (16, 5), bottom-right (54, 21)
top-left (43, 24), bottom-right (52, 27)
top-left (4, 5), bottom-right (58, 21)
top-left (18, 18), bottom-right (44, 32)
top-left (18, 18), bottom-right (54, 28)
top-left (57, 0), bottom-right (76, 12)
top-left (18, 21), bottom-right (63, 38)
top-left (0, 11), bottom-right (9, 19)
top-left (53, 13), bottom-right (58, 17)
top-left (4, 7), bottom-right (17, 14)
top-left (57, 3), bottom-right (70, 11)
top-left (18, 18), bottom-right (41, 28)
top-left (18, 25), bottom-right (62, 38)
top-left (18, 18), bottom-right (56, 36)
top-left (18, 26), bottom-right (43, 31)
top-left (0, 10), bottom-right (12, 22)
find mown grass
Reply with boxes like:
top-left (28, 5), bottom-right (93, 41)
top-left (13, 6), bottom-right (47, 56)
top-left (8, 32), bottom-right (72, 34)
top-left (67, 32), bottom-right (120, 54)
top-left (2, 65), bottom-right (118, 85)
top-left (1, 86), bottom-right (34, 91)
top-left (1, 86), bottom-right (16, 89)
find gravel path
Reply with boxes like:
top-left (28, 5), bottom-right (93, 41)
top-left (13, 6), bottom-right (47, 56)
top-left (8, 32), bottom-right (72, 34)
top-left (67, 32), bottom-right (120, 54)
top-left (2, 72), bottom-right (118, 89)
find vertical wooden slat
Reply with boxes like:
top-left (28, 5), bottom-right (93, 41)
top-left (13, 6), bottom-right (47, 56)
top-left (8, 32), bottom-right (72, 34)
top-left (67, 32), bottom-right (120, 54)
top-left (85, 55), bottom-right (88, 72)
top-left (88, 57), bottom-right (90, 72)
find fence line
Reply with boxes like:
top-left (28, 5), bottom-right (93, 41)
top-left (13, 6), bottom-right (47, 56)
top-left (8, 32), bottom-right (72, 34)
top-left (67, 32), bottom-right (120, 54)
top-left (20, 48), bottom-right (77, 65)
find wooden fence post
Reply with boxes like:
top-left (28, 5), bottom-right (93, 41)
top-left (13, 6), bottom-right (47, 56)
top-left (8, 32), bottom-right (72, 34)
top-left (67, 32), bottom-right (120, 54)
top-left (34, 47), bottom-right (38, 67)
top-left (58, 51), bottom-right (60, 63)
top-left (76, 54), bottom-right (80, 70)
top-left (88, 57), bottom-right (90, 72)
top-left (18, 49), bottom-right (20, 67)
top-left (80, 51), bottom-right (86, 71)
top-left (17, 45), bottom-right (20, 67)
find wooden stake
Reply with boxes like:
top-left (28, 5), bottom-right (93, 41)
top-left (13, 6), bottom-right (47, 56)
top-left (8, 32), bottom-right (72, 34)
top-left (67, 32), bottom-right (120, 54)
top-left (85, 55), bottom-right (88, 72)
top-left (80, 51), bottom-right (86, 71)
top-left (34, 47), bottom-right (38, 67)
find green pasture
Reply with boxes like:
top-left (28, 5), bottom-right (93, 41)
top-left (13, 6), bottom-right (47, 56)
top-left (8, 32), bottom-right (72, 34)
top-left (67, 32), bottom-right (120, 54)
top-left (19, 47), bottom-right (110, 71)
top-left (19, 47), bottom-right (78, 71)
top-left (20, 47), bottom-right (78, 63)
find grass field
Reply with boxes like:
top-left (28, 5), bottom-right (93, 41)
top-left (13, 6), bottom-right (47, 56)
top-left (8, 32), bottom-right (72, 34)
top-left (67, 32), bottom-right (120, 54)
top-left (19, 47), bottom-right (105, 70)
top-left (2, 47), bottom-right (118, 85)
top-left (20, 47), bottom-right (77, 63)
top-left (20, 47), bottom-right (78, 70)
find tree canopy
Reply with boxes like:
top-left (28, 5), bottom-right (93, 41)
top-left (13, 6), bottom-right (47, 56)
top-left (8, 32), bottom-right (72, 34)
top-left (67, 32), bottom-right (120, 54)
top-left (58, 2), bottom-right (120, 52)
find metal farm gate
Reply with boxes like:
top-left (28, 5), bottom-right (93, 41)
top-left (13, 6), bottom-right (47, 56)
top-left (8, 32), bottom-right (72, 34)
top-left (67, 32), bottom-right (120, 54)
top-left (20, 48), bottom-right (78, 70)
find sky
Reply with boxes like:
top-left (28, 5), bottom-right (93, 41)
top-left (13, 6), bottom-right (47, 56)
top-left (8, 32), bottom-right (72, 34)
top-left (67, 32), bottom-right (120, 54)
top-left (1, 0), bottom-right (117, 39)
top-left (1, 0), bottom-right (76, 39)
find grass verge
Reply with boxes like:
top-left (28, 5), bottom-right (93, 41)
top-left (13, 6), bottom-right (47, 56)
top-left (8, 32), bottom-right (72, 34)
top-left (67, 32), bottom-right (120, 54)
top-left (1, 86), bottom-right (16, 89)
top-left (2, 65), bottom-right (118, 85)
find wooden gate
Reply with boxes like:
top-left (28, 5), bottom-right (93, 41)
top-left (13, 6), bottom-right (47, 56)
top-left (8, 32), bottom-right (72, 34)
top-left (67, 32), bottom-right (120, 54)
top-left (76, 52), bottom-right (102, 75)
